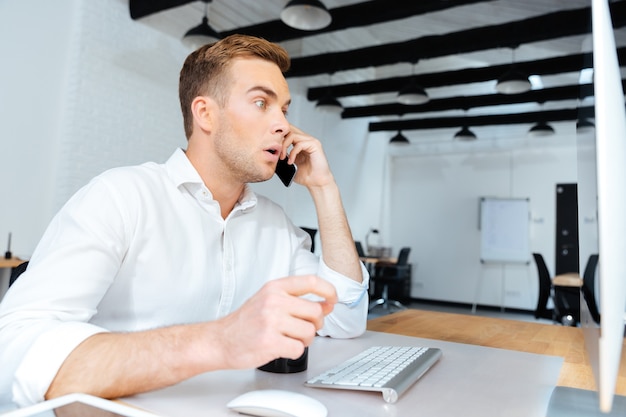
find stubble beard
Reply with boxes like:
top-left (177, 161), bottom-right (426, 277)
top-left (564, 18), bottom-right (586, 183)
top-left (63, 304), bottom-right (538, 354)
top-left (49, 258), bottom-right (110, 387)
top-left (213, 132), bottom-right (272, 185)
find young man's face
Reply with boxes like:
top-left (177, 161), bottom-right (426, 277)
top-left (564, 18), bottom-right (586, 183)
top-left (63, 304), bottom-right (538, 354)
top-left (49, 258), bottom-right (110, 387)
top-left (211, 57), bottom-right (292, 185)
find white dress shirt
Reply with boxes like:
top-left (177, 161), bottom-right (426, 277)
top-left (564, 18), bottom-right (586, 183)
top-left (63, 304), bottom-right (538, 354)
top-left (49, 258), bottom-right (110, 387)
top-left (0, 148), bottom-right (369, 409)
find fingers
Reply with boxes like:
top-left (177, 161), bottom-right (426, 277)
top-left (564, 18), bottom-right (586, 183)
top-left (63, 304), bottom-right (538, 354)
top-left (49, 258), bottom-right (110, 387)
top-left (266, 275), bottom-right (337, 341)
top-left (256, 276), bottom-right (335, 337)
top-left (283, 124), bottom-right (319, 164)
top-left (218, 275), bottom-right (338, 369)
top-left (271, 274), bottom-right (338, 305)
top-left (281, 125), bottom-right (335, 189)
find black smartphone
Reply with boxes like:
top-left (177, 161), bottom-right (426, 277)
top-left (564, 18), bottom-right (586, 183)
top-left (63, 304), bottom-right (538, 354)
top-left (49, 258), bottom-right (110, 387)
top-left (275, 157), bottom-right (297, 187)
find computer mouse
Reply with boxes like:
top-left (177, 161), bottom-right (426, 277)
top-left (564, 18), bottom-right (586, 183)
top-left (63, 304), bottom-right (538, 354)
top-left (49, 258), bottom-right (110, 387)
top-left (226, 389), bottom-right (327, 417)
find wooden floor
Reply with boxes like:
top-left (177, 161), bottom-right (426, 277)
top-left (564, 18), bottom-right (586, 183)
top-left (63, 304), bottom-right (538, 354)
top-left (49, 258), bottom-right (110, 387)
top-left (368, 299), bottom-right (554, 324)
top-left (367, 308), bottom-right (626, 396)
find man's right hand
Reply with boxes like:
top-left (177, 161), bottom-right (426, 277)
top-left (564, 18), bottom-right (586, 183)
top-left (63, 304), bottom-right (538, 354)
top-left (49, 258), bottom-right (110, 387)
top-left (214, 275), bottom-right (337, 370)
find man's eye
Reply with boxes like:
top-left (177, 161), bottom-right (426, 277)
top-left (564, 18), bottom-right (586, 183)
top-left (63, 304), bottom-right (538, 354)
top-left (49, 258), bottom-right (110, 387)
top-left (254, 99), bottom-right (266, 109)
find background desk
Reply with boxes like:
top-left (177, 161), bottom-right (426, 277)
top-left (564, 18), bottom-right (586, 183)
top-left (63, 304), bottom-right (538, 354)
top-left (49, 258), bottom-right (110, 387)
top-left (0, 258), bottom-right (24, 299)
top-left (367, 309), bottom-right (626, 395)
top-left (124, 311), bottom-right (563, 417)
top-left (359, 256), bottom-right (397, 276)
top-left (360, 257), bottom-right (412, 303)
top-left (0, 258), bottom-right (24, 269)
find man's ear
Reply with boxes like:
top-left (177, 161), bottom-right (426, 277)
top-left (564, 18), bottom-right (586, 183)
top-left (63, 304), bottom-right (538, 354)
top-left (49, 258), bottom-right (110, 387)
top-left (191, 96), bottom-right (215, 133)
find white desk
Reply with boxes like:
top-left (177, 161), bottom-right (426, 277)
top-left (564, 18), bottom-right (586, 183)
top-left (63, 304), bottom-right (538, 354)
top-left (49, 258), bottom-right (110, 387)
top-left (123, 330), bottom-right (562, 417)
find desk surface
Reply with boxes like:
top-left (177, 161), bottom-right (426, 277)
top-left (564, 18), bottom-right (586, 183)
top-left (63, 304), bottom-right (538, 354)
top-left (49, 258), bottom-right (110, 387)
top-left (122, 309), bottom-right (626, 416)
top-left (367, 309), bottom-right (626, 395)
top-left (125, 328), bottom-right (562, 417)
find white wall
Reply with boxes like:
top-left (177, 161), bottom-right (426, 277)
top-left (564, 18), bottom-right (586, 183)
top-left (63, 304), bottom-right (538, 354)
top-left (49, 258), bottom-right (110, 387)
top-left (0, 0), bottom-right (76, 259)
top-left (0, 0), bottom-right (189, 293)
top-left (0, 0), bottom-right (595, 311)
top-left (386, 135), bottom-right (595, 309)
top-left (0, 0), bottom-right (189, 256)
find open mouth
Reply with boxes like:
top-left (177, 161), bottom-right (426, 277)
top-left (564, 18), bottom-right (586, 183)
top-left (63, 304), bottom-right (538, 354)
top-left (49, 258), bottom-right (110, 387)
top-left (265, 145), bottom-right (282, 157)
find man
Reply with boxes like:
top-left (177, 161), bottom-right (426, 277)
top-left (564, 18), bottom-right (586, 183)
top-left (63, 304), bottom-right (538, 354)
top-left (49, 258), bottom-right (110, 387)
top-left (0, 34), bottom-right (369, 408)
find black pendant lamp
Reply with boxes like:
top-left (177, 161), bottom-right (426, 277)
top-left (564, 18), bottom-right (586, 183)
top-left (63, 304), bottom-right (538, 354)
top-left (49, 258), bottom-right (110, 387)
top-left (496, 68), bottom-right (532, 94)
top-left (454, 126), bottom-right (477, 141)
top-left (576, 118), bottom-right (595, 134)
top-left (315, 93), bottom-right (343, 113)
top-left (397, 61), bottom-right (429, 105)
top-left (182, 0), bottom-right (221, 50)
top-left (496, 47), bottom-right (531, 94)
top-left (528, 121), bottom-right (555, 137)
top-left (281, 0), bottom-right (332, 31)
top-left (397, 79), bottom-right (429, 105)
top-left (316, 73), bottom-right (343, 113)
top-left (528, 101), bottom-right (555, 137)
top-left (389, 131), bottom-right (410, 145)
top-left (454, 108), bottom-right (477, 141)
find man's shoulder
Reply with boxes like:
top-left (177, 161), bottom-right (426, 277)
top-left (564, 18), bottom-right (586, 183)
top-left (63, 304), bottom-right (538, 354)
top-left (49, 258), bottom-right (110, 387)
top-left (89, 160), bottom-right (171, 195)
top-left (251, 193), bottom-right (284, 212)
top-left (97, 160), bottom-right (164, 180)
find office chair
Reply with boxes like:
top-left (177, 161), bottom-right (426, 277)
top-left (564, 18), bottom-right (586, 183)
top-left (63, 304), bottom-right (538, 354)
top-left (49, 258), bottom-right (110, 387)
top-left (368, 247), bottom-right (411, 312)
top-left (9, 261), bottom-right (29, 287)
top-left (533, 253), bottom-right (554, 321)
top-left (300, 227), bottom-right (317, 253)
top-left (532, 253), bottom-right (580, 326)
top-left (355, 241), bottom-right (366, 258)
top-left (581, 254), bottom-right (600, 324)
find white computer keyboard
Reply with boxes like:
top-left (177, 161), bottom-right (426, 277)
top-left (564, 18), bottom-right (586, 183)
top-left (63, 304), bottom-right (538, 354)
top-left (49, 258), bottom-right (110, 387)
top-left (305, 345), bottom-right (442, 403)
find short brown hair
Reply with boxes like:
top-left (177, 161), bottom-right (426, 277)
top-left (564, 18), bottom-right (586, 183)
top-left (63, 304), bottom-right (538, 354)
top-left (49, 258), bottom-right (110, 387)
top-left (179, 34), bottom-right (291, 139)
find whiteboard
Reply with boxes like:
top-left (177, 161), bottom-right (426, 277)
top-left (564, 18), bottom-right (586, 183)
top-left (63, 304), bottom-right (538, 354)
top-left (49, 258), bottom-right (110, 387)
top-left (479, 197), bottom-right (530, 263)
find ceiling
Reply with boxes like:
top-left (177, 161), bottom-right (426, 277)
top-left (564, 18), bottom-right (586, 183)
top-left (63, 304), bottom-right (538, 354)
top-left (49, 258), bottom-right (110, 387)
top-left (128, 0), bottom-right (626, 142)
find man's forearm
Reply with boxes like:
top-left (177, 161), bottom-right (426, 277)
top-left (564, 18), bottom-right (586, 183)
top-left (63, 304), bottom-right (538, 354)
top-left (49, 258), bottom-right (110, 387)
top-left (43, 274), bottom-right (335, 401)
top-left (45, 323), bottom-right (222, 400)
top-left (309, 182), bottom-right (362, 283)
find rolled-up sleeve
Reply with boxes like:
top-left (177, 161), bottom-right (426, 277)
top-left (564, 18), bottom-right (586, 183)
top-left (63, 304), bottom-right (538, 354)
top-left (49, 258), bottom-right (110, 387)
top-left (315, 257), bottom-right (369, 339)
top-left (12, 322), bottom-right (108, 406)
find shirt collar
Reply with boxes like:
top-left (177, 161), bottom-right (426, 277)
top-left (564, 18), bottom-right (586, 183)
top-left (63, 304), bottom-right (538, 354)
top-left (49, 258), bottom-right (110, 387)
top-left (165, 148), bottom-right (258, 210)
top-left (165, 148), bottom-right (203, 188)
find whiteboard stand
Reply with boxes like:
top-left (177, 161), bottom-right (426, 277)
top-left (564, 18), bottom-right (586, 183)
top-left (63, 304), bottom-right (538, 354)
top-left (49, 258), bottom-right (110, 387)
top-left (472, 263), bottom-right (507, 314)
top-left (472, 268), bottom-right (483, 314)
top-left (499, 264), bottom-right (506, 312)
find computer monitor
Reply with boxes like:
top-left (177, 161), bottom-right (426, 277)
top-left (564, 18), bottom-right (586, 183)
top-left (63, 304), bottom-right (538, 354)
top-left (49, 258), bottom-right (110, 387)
top-left (559, 0), bottom-right (626, 415)
top-left (587, 0), bottom-right (626, 413)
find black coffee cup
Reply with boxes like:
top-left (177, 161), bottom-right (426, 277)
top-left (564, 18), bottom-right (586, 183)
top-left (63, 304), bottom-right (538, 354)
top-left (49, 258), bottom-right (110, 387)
top-left (257, 347), bottom-right (308, 373)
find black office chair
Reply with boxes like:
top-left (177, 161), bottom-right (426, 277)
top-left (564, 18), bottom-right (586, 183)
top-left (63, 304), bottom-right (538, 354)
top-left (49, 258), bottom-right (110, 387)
top-left (300, 227), bottom-right (317, 253)
top-left (355, 241), bottom-right (366, 258)
top-left (581, 254), bottom-right (600, 324)
top-left (9, 261), bottom-right (29, 287)
top-left (533, 253), bottom-right (580, 326)
top-left (368, 247), bottom-right (411, 312)
top-left (533, 253), bottom-right (555, 321)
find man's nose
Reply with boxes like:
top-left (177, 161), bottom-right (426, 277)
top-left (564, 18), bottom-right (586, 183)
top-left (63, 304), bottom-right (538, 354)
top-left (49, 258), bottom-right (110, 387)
top-left (273, 112), bottom-right (290, 138)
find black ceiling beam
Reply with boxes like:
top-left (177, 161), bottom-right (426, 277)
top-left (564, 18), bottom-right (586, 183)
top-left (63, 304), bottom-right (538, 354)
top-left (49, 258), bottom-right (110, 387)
top-left (343, 83), bottom-right (598, 119)
top-left (129, 0), bottom-right (493, 39)
top-left (220, 0), bottom-right (492, 42)
top-left (307, 48), bottom-right (617, 101)
top-left (287, 2), bottom-right (626, 78)
top-left (129, 0), bottom-right (195, 20)
top-left (368, 106), bottom-right (596, 132)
